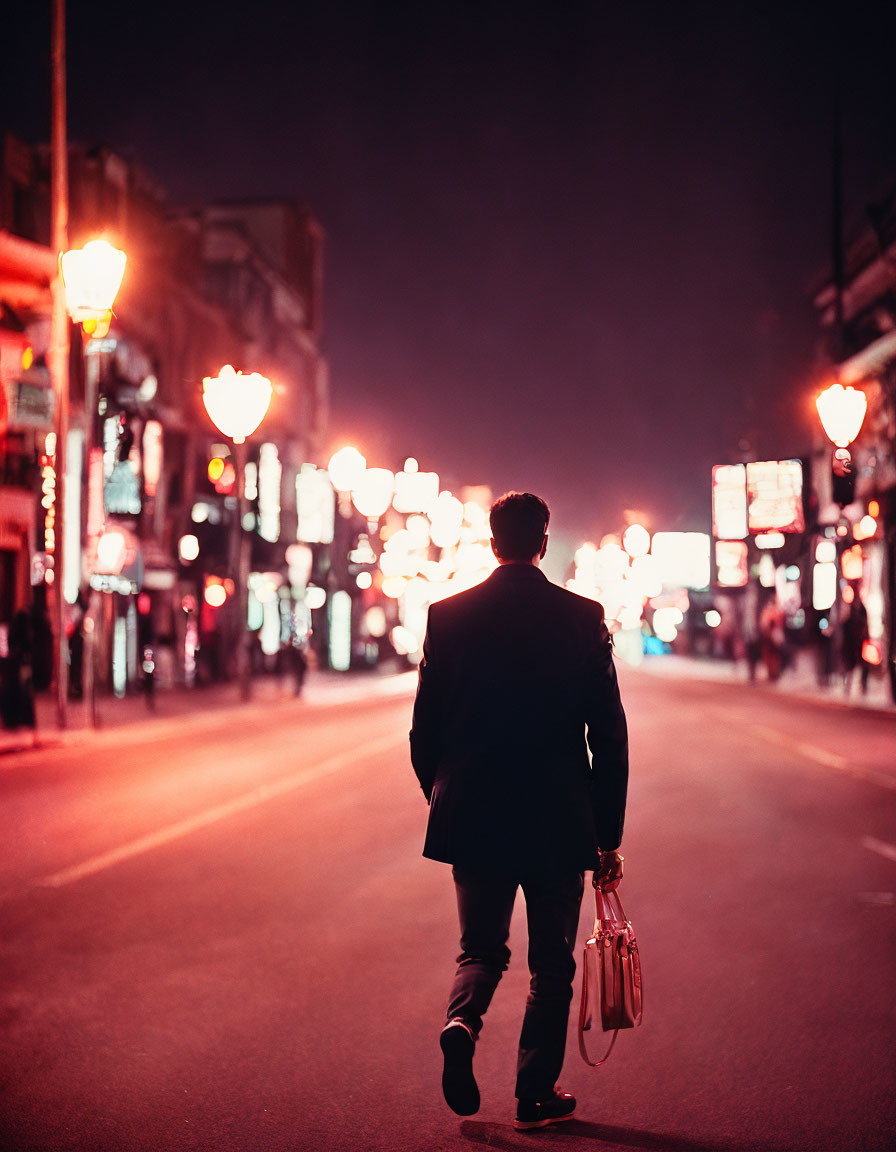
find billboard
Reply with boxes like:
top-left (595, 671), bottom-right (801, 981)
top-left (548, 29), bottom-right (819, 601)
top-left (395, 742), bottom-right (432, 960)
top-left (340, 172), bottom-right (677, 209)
top-left (715, 540), bottom-right (749, 588)
top-left (746, 460), bottom-right (805, 534)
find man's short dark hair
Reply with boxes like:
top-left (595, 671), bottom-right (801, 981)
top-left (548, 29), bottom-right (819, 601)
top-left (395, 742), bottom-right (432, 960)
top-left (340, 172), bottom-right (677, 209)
top-left (489, 492), bottom-right (550, 561)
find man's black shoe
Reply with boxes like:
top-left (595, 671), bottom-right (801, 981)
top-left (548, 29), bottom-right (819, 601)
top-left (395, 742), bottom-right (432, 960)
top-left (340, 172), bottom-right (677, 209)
top-left (440, 1022), bottom-right (480, 1116)
top-left (514, 1089), bottom-right (577, 1130)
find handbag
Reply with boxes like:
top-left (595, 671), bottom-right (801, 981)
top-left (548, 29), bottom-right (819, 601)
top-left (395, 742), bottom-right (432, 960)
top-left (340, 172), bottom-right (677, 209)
top-left (578, 882), bottom-right (643, 1066)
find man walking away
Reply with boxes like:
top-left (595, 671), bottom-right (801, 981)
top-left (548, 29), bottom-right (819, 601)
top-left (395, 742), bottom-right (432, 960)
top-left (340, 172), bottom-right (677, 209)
top-left (410, 491), bottom-right (629, 1130)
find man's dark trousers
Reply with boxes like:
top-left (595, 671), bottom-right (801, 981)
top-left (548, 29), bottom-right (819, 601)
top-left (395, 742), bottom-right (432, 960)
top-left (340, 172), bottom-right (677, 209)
top-left (447, 867), bottom-right (585, 1100)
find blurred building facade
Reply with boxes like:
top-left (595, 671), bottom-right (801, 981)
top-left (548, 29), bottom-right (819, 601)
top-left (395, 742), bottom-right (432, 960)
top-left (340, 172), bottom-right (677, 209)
top-left (813, 185), bottom-right (896, 701)
top-left (0, 133), bottom-right (329, 709)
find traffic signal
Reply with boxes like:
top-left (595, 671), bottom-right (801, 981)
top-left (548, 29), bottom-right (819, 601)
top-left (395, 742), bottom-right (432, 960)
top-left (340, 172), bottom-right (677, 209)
top-left (208, 453), bottom-right (236, 495)
top-left (831, 448), bottom-right (856, 507)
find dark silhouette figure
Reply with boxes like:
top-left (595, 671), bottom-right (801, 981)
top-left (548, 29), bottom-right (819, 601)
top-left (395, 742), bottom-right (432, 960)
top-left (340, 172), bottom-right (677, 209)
top-left (410, 492), bottom-right (628, 1130)
top-left (1, 610), bottom-right (36, 731)
top-left (759, 595), bottom-right (785, 682)
top-left (68, 594), bottom-right (86, 699)
top-left (285, 640), bottom-right (308, 696)
top-left (138, 607), bottom-right (157, 710)
top-left (841, 595), bottom-right (870, 696)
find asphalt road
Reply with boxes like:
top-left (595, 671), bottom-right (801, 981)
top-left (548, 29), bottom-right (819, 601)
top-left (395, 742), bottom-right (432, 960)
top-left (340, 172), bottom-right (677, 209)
top-left (1, 666), bottom-right (894, 1152)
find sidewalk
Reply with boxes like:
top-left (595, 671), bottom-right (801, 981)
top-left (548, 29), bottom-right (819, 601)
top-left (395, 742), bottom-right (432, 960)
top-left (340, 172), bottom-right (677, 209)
top-left (637, 647), bottom-right (896, 715)
top-left (5, 647), bottom-right (892, 757)
top-left (0, 667), bottom-right (420, 756)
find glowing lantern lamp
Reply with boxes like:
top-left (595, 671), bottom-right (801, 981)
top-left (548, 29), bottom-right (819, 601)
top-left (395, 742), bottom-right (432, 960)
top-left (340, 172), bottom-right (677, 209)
top-left (61, 239), bottom-right (127, 336)
top-left (202, 365), bottom-right (273, 444)
top-left (351, 468), bottom-right (395, 521)
top-left (622, 523), bottom-right (651, 559)
top-left (328, 446), bottom-right (367, 493)
top-left (815, 383), bottom-right (867, 449)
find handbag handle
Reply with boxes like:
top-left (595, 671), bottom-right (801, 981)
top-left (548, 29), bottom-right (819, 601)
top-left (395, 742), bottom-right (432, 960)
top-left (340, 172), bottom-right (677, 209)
top-left (577, 883), bottom-right (626, 1067)
top-left (591, 884), bottom-right (628, 931)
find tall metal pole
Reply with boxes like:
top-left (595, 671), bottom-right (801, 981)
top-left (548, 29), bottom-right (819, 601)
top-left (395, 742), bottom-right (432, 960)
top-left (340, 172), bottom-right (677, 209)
top-left (831, 82), bottom-right (845, 365)
top-left (235, 440), bottom-right (251, 701)
top-left (50, 0), bottom-right (71, 727)
top-left (83, 345), bottom-right (101, 727)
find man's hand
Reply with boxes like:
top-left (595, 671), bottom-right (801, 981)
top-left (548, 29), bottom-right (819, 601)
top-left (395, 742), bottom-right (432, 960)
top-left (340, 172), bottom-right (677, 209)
top-left (593, 849), bottom-right (624, 891)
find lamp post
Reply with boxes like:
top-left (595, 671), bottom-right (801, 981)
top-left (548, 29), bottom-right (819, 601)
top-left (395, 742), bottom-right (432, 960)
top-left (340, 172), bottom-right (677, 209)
top-left (49, 0), bottom-right (70, 728)
top-left (60, 238), bottom-right (127, 728)
top-left (202, 365), bottom-right (273, 700)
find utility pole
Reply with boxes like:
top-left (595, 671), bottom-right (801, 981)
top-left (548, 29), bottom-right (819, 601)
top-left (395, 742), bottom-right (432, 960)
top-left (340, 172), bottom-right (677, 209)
top-left (50, 0), bottom-right (71, 726)
top-left (831, 78), bottom-right (845, 363)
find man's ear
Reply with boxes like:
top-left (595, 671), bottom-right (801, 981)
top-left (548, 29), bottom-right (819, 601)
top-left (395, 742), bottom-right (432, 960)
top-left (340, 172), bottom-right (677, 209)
top-left (490, 539), bottom-right (501, 560)
top-left (539, 535), bottom-right (548, 560)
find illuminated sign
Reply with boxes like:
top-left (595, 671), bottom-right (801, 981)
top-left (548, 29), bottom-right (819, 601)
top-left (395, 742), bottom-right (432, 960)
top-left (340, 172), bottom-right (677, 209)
top-left (813, 562), bottom-right (837, 611)
top-left (40, 433), bottom-right (57, 568)
top-left (329, 590), bottom-right (352, 671)
top-left (143, 420), bottom-right (163, 497)
top-left (258, 442), bottom-right (282, 543)
top-left (712, 464), bottom-right (747, 539)
top-left (87, 448), bottom-right (105, 564)
top-left (651, 532), bottom-right (711, 590)
top-left (746, 460), bottom-right (804, 534)
top-left (841, 545), bottom-right (863, 581)
top-left (104, 460), bottom-right (141, 515)
top-left (715, 540), bottom-right (748, 588)
top-left (296, 464), bottom-right (335, 544)
top-left (393, 467), bottom-right (439, 514)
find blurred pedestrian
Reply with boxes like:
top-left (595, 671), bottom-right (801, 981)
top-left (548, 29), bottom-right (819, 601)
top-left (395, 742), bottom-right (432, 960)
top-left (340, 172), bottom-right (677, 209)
top-left (759, 595), bottom-right (785, 682)
top-left (284, 636), bottom-right (308, 697)
top-left (138, 596), bottom-right (157, 711)
top-left (410, 492), bottom-right (629, 1131)
top-left (840, 594), bottom-right (870, 697)
top-left (68, 594), bottom-right (86, 698)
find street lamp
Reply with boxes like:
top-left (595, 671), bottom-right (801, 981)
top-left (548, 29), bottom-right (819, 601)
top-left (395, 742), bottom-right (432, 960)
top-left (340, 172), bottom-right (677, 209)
top-left (327, 446), bottom-right (367, 495)
top-left (350, 467), bottom-right (395, 525)
top-left (815, 381), bottom-right (867, 449)
top-left (202, 365), bottom-right (273, 700)
top-left (622, 523), bottom-right (651, 560)
top-left (816, 381), bottom-right (868, 504)
top-left (61, 239), bottom-right (127, 339)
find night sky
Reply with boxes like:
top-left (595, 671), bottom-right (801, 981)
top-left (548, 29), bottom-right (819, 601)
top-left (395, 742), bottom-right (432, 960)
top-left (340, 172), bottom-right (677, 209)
top-left (5, 1), bottom-right (896, 565)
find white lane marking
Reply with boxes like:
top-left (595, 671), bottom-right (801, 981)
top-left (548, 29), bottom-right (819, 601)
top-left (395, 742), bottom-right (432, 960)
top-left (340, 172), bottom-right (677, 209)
top-left (37, 732), bottom-right (406, 889)
top-left (751, 724), bottom-right (896, 791)
top-left (862, 837), bottom-right (896, 865)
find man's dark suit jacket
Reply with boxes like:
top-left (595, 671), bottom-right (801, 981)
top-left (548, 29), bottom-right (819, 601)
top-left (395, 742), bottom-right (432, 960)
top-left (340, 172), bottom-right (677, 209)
top-left (410, 562), bottom-right (628, 875)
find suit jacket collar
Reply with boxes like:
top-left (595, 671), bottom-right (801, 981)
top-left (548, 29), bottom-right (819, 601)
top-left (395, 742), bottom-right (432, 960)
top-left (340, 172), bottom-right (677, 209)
top-left (487, 563), bottom-right (549, 584)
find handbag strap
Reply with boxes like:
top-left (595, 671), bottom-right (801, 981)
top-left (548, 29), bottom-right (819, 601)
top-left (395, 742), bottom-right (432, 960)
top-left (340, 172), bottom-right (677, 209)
top-left (577, 883), bottom-right (625, 1068)
top-left (578, 995), bottom-right (619, 1067)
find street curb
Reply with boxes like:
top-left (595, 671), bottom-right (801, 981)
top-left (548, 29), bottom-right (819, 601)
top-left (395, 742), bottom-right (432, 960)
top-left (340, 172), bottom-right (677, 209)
top-left (0, 671), bottom-right (418, 759)
top-left (635, 656), bottom-right (896, 717)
